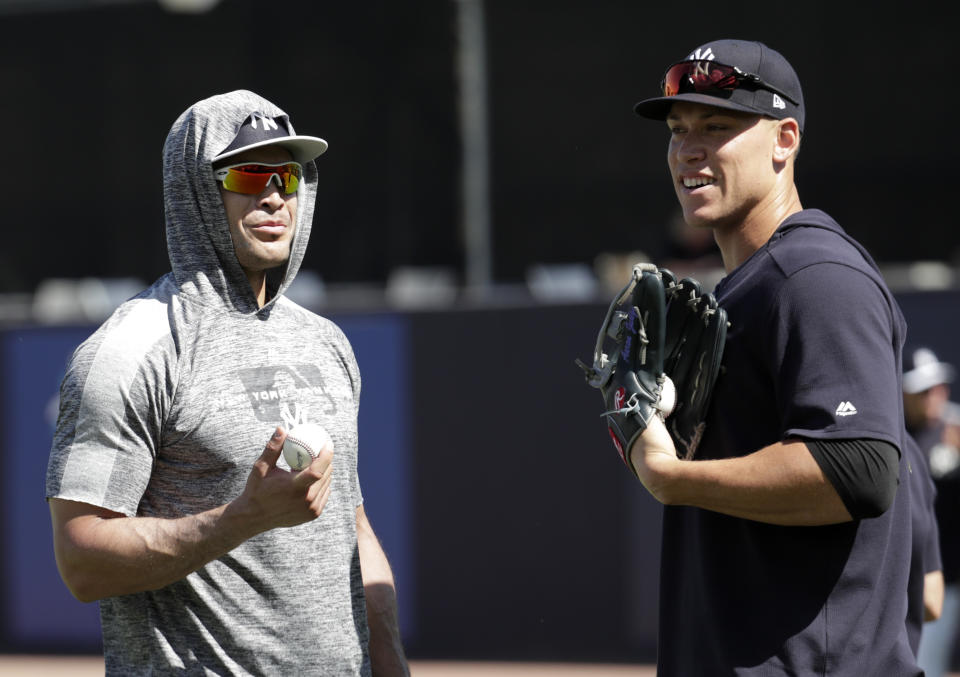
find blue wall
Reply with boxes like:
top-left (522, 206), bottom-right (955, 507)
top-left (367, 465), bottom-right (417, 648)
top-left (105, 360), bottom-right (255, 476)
top-left (1, 326), bottom-right (102, 649)
top-left (3, 291), bottom-right (959, 659)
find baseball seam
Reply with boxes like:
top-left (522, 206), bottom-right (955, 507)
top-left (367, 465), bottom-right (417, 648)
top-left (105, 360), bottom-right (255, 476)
top-left (288, 436), bottom-right (317, 459)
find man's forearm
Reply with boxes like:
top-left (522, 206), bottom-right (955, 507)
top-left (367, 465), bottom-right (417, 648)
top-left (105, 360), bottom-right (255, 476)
top-left (356, 506), bottom-right (409, 676)
top-left (630, 420), bottom-right (853, 526)
top-left (925, 570), bottom-right (945, 621)
top-left (365, 580), bottom-right (408, 677)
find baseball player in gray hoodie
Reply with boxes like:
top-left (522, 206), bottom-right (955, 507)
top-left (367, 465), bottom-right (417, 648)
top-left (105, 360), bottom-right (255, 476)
top-left (46, 90), bottom-right (408, 676)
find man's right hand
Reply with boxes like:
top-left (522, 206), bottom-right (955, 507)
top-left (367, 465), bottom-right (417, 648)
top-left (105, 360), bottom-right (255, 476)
top-left (234, 427), bottom-right (335, 531)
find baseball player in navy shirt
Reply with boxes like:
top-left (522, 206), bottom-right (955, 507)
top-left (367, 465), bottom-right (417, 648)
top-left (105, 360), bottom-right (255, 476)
top-left (628, 39), bottom-right (921, 675)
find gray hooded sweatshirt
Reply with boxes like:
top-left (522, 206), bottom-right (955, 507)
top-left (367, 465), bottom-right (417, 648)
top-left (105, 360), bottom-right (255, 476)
top-left (46, 90), bottom-right (370, 676)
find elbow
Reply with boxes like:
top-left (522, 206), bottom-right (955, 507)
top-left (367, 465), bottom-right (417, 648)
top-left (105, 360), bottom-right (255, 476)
top-left (54, 548), bottom-right (106, 603)
top-left (52, 532), bottom-right (117, 603)
top-left (855, 440), bottom-right (900, 518)
top-left (851, 475), bottom-right (897, 519)
top-left (69, 584), bottom-right (103, 605)
top-left (57, 567), bottom-right (102, 603)
top-left (836, 464), bottom-right (898, 520)
top-left (844, 488), bottom-right (893, 520)
top-left (49, 499), bottom-right (134, 602)
top-left (808, 438), bottom-right (899, 520)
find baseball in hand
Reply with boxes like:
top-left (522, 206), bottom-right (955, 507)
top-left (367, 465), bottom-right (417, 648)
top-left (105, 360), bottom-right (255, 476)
top-left (657, 375), bottom-right (677, 417)
top-left (282, 423), bottom-right (332, 471)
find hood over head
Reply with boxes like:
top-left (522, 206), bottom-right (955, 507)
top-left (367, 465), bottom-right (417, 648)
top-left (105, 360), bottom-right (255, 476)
top-left (162, 90), bottom-right (320, 314)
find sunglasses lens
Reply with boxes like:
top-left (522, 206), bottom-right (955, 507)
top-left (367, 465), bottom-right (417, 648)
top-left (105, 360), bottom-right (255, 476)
top-left (281, 164), bottom-right (301, 194)
top-left (219, 163), bottom-right (302, 195)
top-left (662, 61), bottom-right (738, 97)
top-left (221, 169), bottom-right (267, 194)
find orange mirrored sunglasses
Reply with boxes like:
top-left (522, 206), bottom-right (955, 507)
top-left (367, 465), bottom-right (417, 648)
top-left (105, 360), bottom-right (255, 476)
top-left (213, 161), bottom-right (303, 195)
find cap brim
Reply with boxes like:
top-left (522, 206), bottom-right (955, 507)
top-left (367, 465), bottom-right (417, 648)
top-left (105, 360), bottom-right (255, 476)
top-left (634, 92), bottom-right (773, 121)
top-left (212, 135), bottom-right (328, 165)
top-left (903, 363), bottom-right (956, 393)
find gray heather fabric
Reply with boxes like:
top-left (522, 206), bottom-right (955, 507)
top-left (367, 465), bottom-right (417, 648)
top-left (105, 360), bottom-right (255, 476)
top-left (46, 90), bottom-right (370, 676)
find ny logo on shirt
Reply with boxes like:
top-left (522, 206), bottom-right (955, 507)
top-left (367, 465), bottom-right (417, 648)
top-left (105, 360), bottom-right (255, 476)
top-left (235, 364), bottom-right (337, 425)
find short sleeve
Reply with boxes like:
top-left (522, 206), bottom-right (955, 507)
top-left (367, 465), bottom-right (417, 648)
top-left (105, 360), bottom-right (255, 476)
top-left (46, 300), bottom-right (175, 516)
top-left (769, 262), bottom-right (901, 447)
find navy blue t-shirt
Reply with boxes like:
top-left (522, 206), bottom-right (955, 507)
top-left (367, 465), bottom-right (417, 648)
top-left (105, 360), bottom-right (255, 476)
top-left (657, 210), bottom-right (920, 675)
top-left (904, 432), bottom-right (940, 654)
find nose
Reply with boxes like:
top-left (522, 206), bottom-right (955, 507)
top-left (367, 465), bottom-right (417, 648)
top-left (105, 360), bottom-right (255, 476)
top-left (257, 179), bottom-right (286, 208)
top-left (674, 135), bottom-right (706, 164)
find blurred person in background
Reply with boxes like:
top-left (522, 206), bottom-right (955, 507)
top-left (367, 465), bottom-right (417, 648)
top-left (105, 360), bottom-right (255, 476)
top-left (908, 346), bottom-right (960, 676)
top-left (904, 430), bottom-right (943, 656)
top-left (45, 90), bottom-right (408, 676)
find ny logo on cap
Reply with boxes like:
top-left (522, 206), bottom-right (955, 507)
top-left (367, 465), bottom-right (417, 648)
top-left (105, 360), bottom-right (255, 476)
top-left (691, 61), bottom-right (712, 80)
top-left (688, 47), bottom-right (715, 61)
top-left (249, 112), bottom-right (279, 131)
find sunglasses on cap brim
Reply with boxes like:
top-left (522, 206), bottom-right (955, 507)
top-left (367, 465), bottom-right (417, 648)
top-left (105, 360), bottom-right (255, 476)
top-left (661, 60), bottom-right (799, 106)
top-left (213, 161), bottom-right (303, 195)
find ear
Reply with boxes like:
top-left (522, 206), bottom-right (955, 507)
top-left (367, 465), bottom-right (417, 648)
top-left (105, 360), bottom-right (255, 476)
top-left (772, 118), bottom-right (801, 163)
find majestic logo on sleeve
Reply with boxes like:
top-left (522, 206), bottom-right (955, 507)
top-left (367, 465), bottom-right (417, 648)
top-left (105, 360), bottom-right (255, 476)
top-left (835, 401), bottom-right (858, 416)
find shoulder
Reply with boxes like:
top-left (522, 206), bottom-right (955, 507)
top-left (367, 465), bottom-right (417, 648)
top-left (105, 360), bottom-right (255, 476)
top-left (79, 287), bottom-right (176, 362)
top-left (764, 212), bottom-right (895, 313)
top-left (768, 210), bottom-right (882, 282)
top-left (275, 297), bottom-right (354, 350)
top-left (63, 281), bottom-right (184, 397)
top-left (273, 298), bottom-right (360, 387)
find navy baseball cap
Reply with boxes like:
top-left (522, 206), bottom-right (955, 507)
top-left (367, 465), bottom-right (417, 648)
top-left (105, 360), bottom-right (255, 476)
top-left (634, 39), bottom-right (805, 133)
top-left (903, 346), bottom-right (955, 394)
top-left (213, 111), bottom-right (327, 166)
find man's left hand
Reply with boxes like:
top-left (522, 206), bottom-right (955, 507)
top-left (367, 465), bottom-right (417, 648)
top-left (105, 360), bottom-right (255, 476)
top-left (629, 414), bottom-right (680, 502)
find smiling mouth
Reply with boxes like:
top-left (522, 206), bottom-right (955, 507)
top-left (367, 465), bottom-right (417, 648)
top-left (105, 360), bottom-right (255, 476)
top-left (682, 176), bottom-right (716, 189)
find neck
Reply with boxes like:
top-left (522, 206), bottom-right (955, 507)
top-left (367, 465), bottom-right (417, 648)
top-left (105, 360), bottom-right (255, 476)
top-left (714, 186), bottom-right (803, 272)
top-left (246, 270), bottom-right (267, 308)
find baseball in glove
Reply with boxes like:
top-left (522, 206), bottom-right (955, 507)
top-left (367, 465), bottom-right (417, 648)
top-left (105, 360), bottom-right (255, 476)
top-left (576, 263), bottom-right (677, 475)
top-left (659, 268), bottom-right (728, 459)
